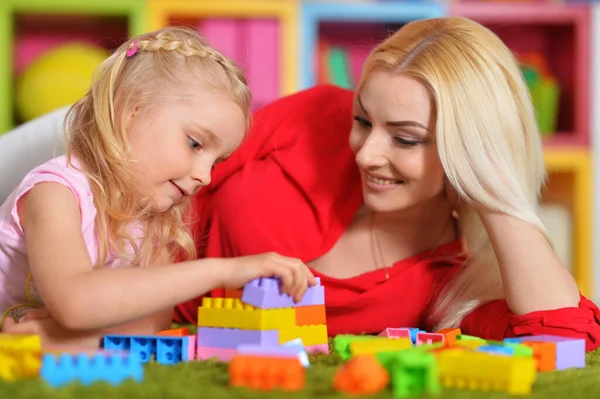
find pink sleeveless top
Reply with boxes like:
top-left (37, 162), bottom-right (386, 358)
top-left (0, 155), bottom-right (138, 325)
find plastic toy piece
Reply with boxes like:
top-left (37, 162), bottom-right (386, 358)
top-left (477, 345), bottom-right (514, 356)
top-left (334, 335), bottom-right (388, 360)
top-left (224, 289), bottom-right (243, 299)
top-left (229, 354), bottom-right (305, 391)
top-left (333, 354), bottom-right (389, 395)
top-left (350, 338), bottom-right (412, 357)
top-left (434, 328), bottom-right (461, 347)
top-left (378, 328), bottom-right (411, 340)
top-left (196, 346), bottom-right (237, 362)
top-left (241, 277), bottom-right (325, 309)
top-left (409, 329), bottom-right (426, 344)
top-left (0, 334), bottom-right (42, 381)
top-left (457, 334), bottom-right (487, 342)
top-left (40, 351), bottom-right (143, 387)
top-left (390, 351), bottom-right (441, 398)
top-left (437, 350), bottom-right (537, 395)
top-left (521, 341), bottom-right (556, 371)
top-left (279, 324), bottom-right (328, 346)
top-left (197, 297), bottom-right (296, 330)
top-left (157, 327), bottom-right (190, 337)
top-left (103, 335), bottom-right (192, 364)
top-left (416, 332), bottom-right (444, 346)
top-left (295, 305), bottom-right (326, 325)
top-left (283, 338), bottom-right (310, 367)
top-left (508, 335), bottom-right (585, 370)
top-left (197, 327), bottom-right (279, 348)
top-left (501, 342), bottom-right (534, 358)
top-left (237, 342), bottom-right (310, 368)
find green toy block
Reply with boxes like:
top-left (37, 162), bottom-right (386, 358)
top-left (0, 0), bottom-right (148, 134)
top-left (389, 351), bottom-right (441, 398)
top-left (375, 343), bottom-right (444, 372)
top-left (333, 334), bottom-right (383, 360)
top-left (456, 334), bottom-right (487, 342)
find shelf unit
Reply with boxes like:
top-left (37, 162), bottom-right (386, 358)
top-left (147, 0), bottom-right (298, 110)
top-left (0, 0), bottom-right (147, 134)
top-left (451, 3), bottom-right (592, 297)
top-left (299, 1), bottom-right (445, 90)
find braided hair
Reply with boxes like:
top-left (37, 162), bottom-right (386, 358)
top-left (63, 26), bottom-right (251, 269)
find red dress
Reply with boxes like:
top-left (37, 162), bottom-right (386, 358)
top-left (175, 85), bottom-right (600, 351)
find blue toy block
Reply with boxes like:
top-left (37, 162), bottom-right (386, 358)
top-left (409, 328), bottom-right (426, 345)
top-left (477, 345), bottom-right (514, 356)
top-left (103, 335), bottom-right (188, 365)
top-left (503, 337), bottom-right (525, 344)
top-left (40, 351), bottom-right (143, 387)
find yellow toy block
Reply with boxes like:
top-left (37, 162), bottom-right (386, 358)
top-left (197, 297), bottom-right (296, 330)
top-left (279, 324), bottom-right (328, 346)
top-left (437, 349), bottom-right (537, 395)
top-left (454, 340), bottom-right (486, 350)
top-left (350, 338), bottom-right (412, 356)
top-left (0, 334), bottom-right (42, 380)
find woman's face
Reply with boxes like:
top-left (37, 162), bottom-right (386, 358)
top-left (349, 68), bottom-right (446, 213)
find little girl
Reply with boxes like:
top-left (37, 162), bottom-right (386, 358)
top-left (0, 27), bottom-right (315, 345)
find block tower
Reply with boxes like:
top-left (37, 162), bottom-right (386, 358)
top-left (196, 277), bottom-right (328, 361)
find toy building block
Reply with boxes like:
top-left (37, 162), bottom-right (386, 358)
top-left (477, 345), bottom-right (514, 356)
top-left (334, 335), bottom-right (388, 360)
top-left (457, 334), bottom-right (487, 342)
top-left (241, 277), bottom-right (325, 308)
top-left (436, 350), bottom-right (537, 395)
top-left (157, 327), bottom-right (190, 336)
top-left (197, 327), bottom-right (279, 349)
top-left (416, 332), bottom-right (444, 346)
top-left (333, 354), bottom-right (389, 395)
top-left (237, 343), bottom-right (311, 368)
top-left (0, 334), bottom-right (42, 381)
top-left (520, 341), bottom-right (556, 371)
top-left (434, 328), bottom-right (461, 347)
top-left (103, 335), bottom-right (192, 364)
top-left (295, 305), bottom-right (326, 325)
top-left (224, 289), bottom-right (243, 299)
top-left (379, 328), bottom-right (411, 340)
top-left (350, 338), bottom-right (412, 357)
top-left (507, 335), bottom-right (585, 370)
top-left (408, 328), bottom-right (426, 344)
top-left (229, 354), bottom-right (305, 391)
top-left (196, 346), bottom-right (237, 362)
top-left (283, 338), bottom-right (310, 367)
top-left (40, 351), bottom-right (143, 387)
top-left (279, 324), bottom-right (328, 346)
top-left (197, 297), bottom-right (296, 330)
top-left (500, 342), bottom-right (534, 358)
top-left (389, 351), bottom-right (441, 398)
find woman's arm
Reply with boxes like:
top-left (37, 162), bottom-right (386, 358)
top-left (21, 182), bottom-right (312, 331)
top-left (478, 209), bottom-right (580, 314)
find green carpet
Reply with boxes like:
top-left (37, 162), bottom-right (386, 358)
top-left (2, 342), bottom-right (599, 399)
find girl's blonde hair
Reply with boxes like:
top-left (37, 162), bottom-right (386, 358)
top-left (357, 17), bottom-right (547, 328)
top-left (64, 26), bottom-right (251, 269)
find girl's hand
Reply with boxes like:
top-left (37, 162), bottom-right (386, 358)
top-left (219, 252), bottom-right (317, 302)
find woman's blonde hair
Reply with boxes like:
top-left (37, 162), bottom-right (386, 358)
top-left (357, 17), bottom-right (547, 328)
top-left (64, 26), bottom-right (251, 269)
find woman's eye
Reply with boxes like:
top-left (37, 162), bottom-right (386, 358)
top-left (188, 137), bottom-right (202, 151)
top-left (394, 137), bottom-right (419, 147)
top-left (353, 115), bottom-right (372, 128)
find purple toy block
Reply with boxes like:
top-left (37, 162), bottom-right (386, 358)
top-left (242, 277), bottom-right (325, 309)
top-left (196, 327), bottom-right (279, 349)
top-left (236, 344), bottom-right (299, 357)
top-left (517, 335), bottom-right (585, 370)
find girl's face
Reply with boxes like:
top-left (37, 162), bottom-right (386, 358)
top-left (349, 68), bottom-right (446, 214)
top-left (127, 91), bottom-right (246, 213)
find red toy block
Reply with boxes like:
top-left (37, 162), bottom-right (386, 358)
top-left (416, 333), bottom-right (445, 346)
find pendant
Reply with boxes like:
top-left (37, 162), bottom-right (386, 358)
top-left (384, 268), bottom-right (390, 280)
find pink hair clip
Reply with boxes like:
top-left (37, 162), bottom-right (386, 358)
top-left (126, 40), bottom-right (138, 57)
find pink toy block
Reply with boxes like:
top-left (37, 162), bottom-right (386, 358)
top-left (198, 19), bottom-right (241, 63)
top-left (242, 19), bottom-right (279, 108)
top-left (305, 344), bottom-right (329, 354)
top-left (197, 327), bottom-right (279, 348)
top-left (416, 332), bottom-right (445, 346)
top-left (196, 346), bottom-right (237, 362)
top-left (379, 328), bottom-right (411, 340)
top-left (185, 335), bottom-right (196, 361)
top-left (242, 277), bottom-right (325, 309)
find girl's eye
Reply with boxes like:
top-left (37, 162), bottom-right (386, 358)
top-left (188, 137), bottom-right (202, 151)
top-left (394, 137), bottom-right (419, 147)
top-left (353, 115), bottom-right (372, 128)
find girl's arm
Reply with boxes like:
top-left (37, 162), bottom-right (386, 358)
top-left (21, 182), bottom-right (312, 331)
top-left (478, 209), bottom-right (580, 315)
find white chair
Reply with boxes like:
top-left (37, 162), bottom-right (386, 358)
top-left (0, 106), bottom-right (69, 204)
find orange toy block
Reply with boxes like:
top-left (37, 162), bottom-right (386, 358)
top-left (522, 341), bottom-right (556, 372)
top-left (434, 328), bottom-right (461, 347)
top-left (295, 305), bottom-right (326, 326)
top-left (157, 327), bottom-right (190, 337)
top-left (224, 289), bottom-right (243, 299)
top-left (229, 355), bottom-right (305, 391)
top-left (334, 354), bottom-right (390, 395)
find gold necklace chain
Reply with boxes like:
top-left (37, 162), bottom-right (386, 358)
top-left (370, 215), bottom-right (390, 280)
